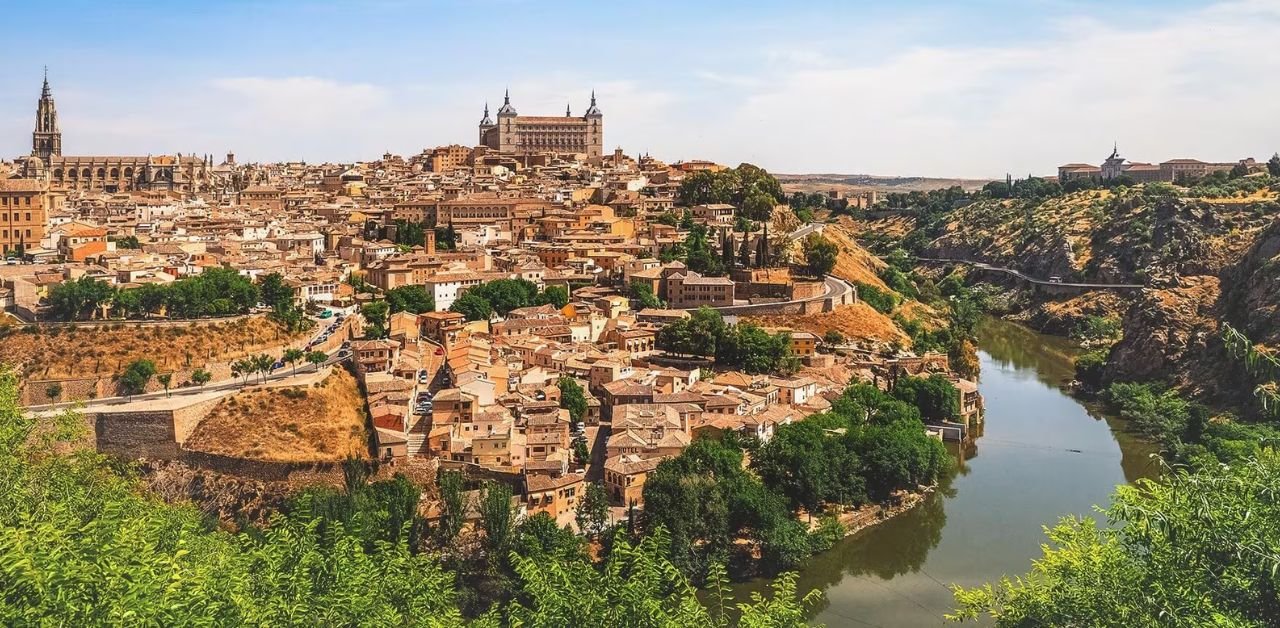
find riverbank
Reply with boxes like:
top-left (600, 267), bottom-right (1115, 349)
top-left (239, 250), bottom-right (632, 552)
top-left (829, 487), bottom-right (933, 539)
top-left (726, 317), bottom-right (1160, 626)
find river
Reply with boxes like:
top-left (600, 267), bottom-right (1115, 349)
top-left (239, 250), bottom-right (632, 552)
top-left (732, 318), bottom-right (1160, 626)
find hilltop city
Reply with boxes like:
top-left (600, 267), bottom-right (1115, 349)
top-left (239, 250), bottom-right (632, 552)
top-left (0, 72), bottom-right (984, 530)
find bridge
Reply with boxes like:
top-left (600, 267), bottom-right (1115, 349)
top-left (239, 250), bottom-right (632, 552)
top-left (915, 257), bottom-right (1145, 293)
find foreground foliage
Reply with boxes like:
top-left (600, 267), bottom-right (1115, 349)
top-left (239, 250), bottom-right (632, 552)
top-left (951, 450), bottom-right (1280, 626)
top-left (0, 368), bottom-right (818, 626)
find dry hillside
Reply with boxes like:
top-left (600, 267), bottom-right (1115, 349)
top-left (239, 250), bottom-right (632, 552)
top-left (824, 218), bottom-right (892, 290)
top-left (0, 316), bottom-right (305, 379)
top-left (184, 368), bottom-right (369, 463)
top-left (747, 302), bottom-right (911, 346)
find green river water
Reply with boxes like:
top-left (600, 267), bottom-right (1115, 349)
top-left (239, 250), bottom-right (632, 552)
top-left (731, 318), bottom-right (1160, 626)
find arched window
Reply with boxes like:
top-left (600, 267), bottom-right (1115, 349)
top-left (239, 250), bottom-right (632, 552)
top-left (110, 168), bottom-right (120, 178)
top-left (124, 167), bottom-right (134, 178)
top-left (53, 169), bottom-right (62, 178)
top-left (96, 168), bottom-right (106, 179)
top-left (81, 168), bottom-right (91, 178)
top-left (68, 169), bottom-right (78, 178)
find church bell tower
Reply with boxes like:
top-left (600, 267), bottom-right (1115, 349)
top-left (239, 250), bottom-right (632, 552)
top-left (32, 67), bottom-right (62, 162)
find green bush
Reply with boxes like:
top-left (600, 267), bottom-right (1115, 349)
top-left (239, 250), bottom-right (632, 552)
top-left (856, 283), bottom-right (897, 313)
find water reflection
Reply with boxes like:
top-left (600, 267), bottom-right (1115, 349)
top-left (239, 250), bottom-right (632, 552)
top-left (729, 318), bottom-right (1160, 626)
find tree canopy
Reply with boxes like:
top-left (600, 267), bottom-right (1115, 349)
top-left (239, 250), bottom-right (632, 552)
top-left (951, 450), bottom-right (1280, 627)
top-left (677, 163), bottom-right (784, 208)
top-left (385, 285), bottom-right (436, 315)
top-left (448, 278), bottom-right (566, 321)
top-left (802, 233), bottom-right (838, 277)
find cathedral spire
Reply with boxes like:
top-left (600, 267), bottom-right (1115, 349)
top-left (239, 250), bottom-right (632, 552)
top-left (32, 67), bottom-right (61, 161)
top-left (480, 102), bottom-right (493, 126)
top-left (566, 102), bottom-right (571, 117)
top-left (497, 88), bottom-right (517, 115)
top-left (584, 89), bottom-right (602, 117)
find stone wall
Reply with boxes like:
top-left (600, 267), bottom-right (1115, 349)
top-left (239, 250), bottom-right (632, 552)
top-left (88, 395), bottom-right (224, 459)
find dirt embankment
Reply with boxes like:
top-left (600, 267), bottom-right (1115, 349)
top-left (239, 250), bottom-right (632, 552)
top-left (0, 316), bottom-right (305, 380)
top-left (825, 217), bottom-right (892, 290)
top-left (748, 302), bottom-right (911, 347)
top-left (184, 368), bottom-right (369, 463)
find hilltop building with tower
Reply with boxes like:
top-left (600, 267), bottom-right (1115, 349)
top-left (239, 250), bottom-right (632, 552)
top-left (21, 69), bottom-right (222, 194)
top-left (478, 90), bottom-right (603, 161)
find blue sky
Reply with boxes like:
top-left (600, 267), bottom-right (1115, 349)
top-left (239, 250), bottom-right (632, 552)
top-left (2, 0), bottom-right (1277, 177)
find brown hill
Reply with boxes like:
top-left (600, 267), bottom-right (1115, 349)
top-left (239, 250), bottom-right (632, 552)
top-left (747, 302), bottom-right (910, 346)
top-left (184, 368), bottom-right (369, 463)
top-left (0, 316), bottom-right (306, 380)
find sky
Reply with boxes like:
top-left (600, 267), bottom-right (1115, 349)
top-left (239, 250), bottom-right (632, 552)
top-left (1, 0), bottom-right (1278, 178)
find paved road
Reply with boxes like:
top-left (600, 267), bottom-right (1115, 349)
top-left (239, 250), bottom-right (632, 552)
top-left (25, 349), bottom-right (351, 412)
top-left (788, 222), bottom-right (827, 241)
top-left (916, 257), bottom-right (1145, 289)
top-left (689, 274), bottom-right (855, 314)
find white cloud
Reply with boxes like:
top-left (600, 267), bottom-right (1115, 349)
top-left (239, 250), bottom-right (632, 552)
top-left (210, 77), bottom-right (388, 129)
top-left (693, 0), bottom-right (1280, 177)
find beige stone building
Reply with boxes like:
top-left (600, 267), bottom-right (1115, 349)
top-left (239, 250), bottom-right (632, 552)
top-left (479, 90), bottom-right (603, 160)
top-left (0, 179), bottom-right (53, 256)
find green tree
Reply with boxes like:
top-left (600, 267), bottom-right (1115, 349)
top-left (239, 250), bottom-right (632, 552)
top-left (283, 348), bottom-right (305, 374)
top-left (629, 281), bottom-right (663, 309)
top-left (892, 374), bottom-right (960, 422)
top-left (436, 469), bottom-right (467, 545)
top-left (952, 450), bottom-right (1280, 626)
top-left (823, 330), bottom-right (845, 345)
top-left (190, 368), bottom-right (212, 387)
top-left (512, 512), bottom-right (585, 562)
top-left (1269, 152), bottom-right (1280, 177)
top-left (305, 350), bottom-right (328, 370)
top-left (258, 272), bottom-right (293, 309)
top-left (507, 528), bottom-right (821, 626)
top-left (479, 481), bottom-right (515, 560)
top-left (572, 436), bottom-right (590, 467)
top-left (716, 323), bottom-right (793, 374)
top-left (47, 276), bottom-right (115, 321)
top-left (1074, 350), bottom-right (1107, 390)
top-left (385, 285), bottom-right (436, 314)
top-left (361, 300), bottom-right (390, 338)
top-left (111, 287), bottom-right (142, 319)
top-left (434, 223), bottom-right (458, 250)
top-left (558, 376), bottom-right (588, 428)
top-left (157, 373), bottom-right (172, 397)
top-left (802, 233), bottom-right (838, 277)
top-left (44, 382), bottom-right (61, 403)
top-left (450, 291), bottom-right (493, 322)
top-left (249, 353), bottom-right (274, 383)
top-left (856, 283), bottom-right (897, 314)
top-left (576, 482), bottom-right (610, 540)
top-left (230, 358), bottom-right (251, 386)
top-left (742, 191), bottom-right (776, 222)
top-left (118, 359), bottom-right (156, 397)
top-left (536, 285), bottom-right (570, 309)
top-left (656, 307), bottom-right (726, 357)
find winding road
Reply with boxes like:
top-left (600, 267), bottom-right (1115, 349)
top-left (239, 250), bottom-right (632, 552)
top-left (916, 257), bottom-right (1145, 289)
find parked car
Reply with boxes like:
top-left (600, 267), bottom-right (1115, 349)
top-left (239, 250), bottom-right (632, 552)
top-left (1048, 276), bottom-right (1063, 284)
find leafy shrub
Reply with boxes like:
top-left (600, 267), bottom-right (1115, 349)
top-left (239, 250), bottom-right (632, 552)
top-left (856, 283), bottom-right (897, 314)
